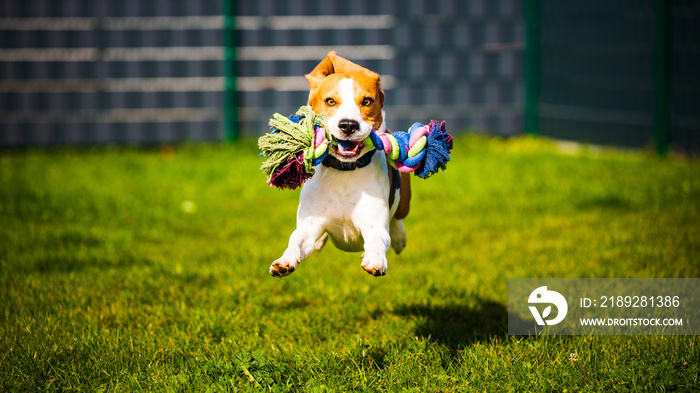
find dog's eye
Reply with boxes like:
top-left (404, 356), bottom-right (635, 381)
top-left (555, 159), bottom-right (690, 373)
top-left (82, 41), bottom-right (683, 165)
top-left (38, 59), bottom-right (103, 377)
top-left (362, 98), bottom-right (374, 106)
top-left (325, 98), bottom-right (336, 106)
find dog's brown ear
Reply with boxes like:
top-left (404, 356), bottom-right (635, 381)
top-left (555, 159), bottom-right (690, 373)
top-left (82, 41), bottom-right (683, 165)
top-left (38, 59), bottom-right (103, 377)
top-left (326, 51), bottom-right (367, 75)
top-left (306, 51), bottom-right (377, 89)
top-left (377, 82), bottom-right (385, 107)
top-left (305, 51), bottom-right (337, 90)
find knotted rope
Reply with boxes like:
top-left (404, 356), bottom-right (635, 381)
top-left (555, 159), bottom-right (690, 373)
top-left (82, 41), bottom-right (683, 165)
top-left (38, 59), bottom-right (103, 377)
top-left (259, 106), bottom-right (453, 190)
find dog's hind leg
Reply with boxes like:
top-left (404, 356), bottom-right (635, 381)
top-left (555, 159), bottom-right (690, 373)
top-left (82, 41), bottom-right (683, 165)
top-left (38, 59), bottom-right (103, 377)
top-left (389, 218), bottom-right (406, 254)
top-left (314, 232), bottom-right (329, 251)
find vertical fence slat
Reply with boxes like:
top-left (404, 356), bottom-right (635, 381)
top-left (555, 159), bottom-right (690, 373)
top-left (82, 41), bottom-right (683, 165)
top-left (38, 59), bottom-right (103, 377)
top-left (524, 0), bottom-right (540, 135)
top-left (223, 0), bottom-right (238, 142)
top-left (653, 0), bottom-right (670, 155)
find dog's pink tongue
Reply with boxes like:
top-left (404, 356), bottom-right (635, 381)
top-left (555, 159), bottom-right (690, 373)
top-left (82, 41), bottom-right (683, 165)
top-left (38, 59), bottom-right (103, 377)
top-left (337, 147), bottom-right (358, 157)
top-left (337, 141), bottom-right (362, 157)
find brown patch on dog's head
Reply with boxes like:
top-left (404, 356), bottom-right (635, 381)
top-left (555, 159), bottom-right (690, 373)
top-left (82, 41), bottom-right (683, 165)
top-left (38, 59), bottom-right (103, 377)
top-left (305, 51), bottom-right (385, 130)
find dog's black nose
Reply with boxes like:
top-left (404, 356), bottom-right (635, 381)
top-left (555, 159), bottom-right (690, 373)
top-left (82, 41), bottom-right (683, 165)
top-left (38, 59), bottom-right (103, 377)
top-left (338, 119), bottom-right (360, 136)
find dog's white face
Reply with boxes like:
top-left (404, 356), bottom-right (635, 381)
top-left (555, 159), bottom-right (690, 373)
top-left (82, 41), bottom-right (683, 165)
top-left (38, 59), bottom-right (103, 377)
top-left (305, 52), bottom-right (386, 162)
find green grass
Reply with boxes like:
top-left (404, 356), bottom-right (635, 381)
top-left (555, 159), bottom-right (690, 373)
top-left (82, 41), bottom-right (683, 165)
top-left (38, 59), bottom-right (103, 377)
top-left (1, 135), bottom-right (698, 392)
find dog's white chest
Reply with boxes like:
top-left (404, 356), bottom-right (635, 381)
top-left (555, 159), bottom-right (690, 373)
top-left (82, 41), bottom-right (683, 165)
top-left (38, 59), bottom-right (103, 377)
top-left (297, 155), bottom-right (390, 252)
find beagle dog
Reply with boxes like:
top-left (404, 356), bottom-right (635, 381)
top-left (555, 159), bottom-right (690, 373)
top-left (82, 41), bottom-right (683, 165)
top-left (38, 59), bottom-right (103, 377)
top-left (269, 51), bottom-right (411, 277)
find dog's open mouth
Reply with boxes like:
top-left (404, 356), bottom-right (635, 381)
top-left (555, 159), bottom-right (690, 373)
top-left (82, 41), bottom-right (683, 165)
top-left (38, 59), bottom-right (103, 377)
top-left (334, 139), bottom-right (364, 159)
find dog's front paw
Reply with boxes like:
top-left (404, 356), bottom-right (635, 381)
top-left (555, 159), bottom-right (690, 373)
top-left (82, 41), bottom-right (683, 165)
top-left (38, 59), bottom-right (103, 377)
top-left (269, 257), bottom-right (298, 277)
top-left (361, 252), bottom-right (388, 276)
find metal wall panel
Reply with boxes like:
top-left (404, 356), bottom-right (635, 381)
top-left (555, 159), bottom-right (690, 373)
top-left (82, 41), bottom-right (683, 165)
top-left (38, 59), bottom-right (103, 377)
top-left (535, 0), bottom-right (699, 152)
top-left (537, 0), bottom-right (655, 147)
top-left (670, 0), bottom-right (700, 153)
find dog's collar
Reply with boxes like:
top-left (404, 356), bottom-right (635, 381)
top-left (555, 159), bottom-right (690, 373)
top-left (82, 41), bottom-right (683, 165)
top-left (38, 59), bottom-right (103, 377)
top-left (322, 149), bottom-right (376, 171)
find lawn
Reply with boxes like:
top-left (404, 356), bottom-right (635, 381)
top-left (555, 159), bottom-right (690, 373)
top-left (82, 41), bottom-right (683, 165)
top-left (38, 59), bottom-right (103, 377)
top-left (1, 135), bottom-right (698, 391)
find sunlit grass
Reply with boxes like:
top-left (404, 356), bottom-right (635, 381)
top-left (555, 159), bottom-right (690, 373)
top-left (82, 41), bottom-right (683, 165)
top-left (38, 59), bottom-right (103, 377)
top-left (1, 135), bottom-right (698, 391)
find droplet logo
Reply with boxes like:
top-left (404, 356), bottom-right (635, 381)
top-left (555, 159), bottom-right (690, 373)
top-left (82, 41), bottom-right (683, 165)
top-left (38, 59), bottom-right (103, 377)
top-left (528, 286), bottom-right (568, 326)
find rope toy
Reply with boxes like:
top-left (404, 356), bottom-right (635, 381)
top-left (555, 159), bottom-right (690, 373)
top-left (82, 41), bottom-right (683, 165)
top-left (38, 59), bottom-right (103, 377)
top-left (366, 120), bottom-right (453, 178)
top-left (259, 106), bottom-right (453, 190)
top-left (258, 106), bottom-right (332, 190)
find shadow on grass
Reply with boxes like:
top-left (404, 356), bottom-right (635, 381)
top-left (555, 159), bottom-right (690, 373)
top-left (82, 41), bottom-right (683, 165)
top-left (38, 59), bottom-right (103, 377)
top-left (394, 296), bottom-right (515, 350)
top-left (575, 193), bottom-right (635, 210)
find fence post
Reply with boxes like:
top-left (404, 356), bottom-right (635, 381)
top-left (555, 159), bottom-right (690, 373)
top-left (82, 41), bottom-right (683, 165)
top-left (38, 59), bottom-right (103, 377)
top-left (524, 0), bottom-right (540, 135)
top-left (653, 0), bottom-right (670, 155)
top-left (223, 0), bottom-right (238, 142)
